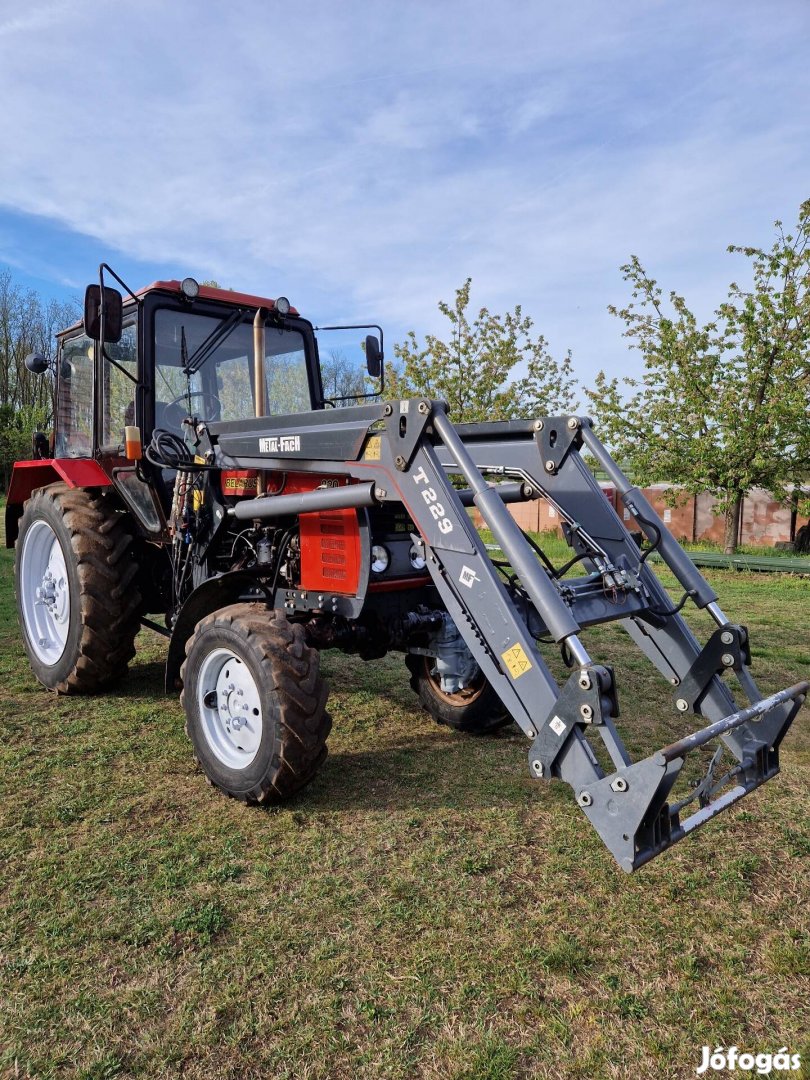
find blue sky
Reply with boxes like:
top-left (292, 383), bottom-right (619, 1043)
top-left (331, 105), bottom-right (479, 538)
top-left (1, 0), bottom-right (808, 392)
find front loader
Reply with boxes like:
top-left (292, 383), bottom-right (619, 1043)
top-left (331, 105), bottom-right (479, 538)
top-left (8, 267), bottom-right (806, 872)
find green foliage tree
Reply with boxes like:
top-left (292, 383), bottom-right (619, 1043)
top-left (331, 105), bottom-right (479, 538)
top-left (0, 403), bottom-right (49, 490)
top-left (586, 204), bottom-right (810, 553)
top-left (0, 270), bottom-right (78, 486)
top-left (388, 279), bottom-right (576, 423)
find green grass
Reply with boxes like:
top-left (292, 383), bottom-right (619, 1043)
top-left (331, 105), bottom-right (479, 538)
top-left (0, 542), bottom-right (808, 1079)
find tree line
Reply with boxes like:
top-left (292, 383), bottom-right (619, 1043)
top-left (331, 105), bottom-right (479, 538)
top-left (389, 201), bottom-right (810, 553)
top-left (0, 270), bottom-right (77, 489)
top-left (1, 202), bottom-right (808, 552)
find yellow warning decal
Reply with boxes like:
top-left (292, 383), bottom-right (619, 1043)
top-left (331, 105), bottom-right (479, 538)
top-left (363, 435), bottom-right (382, 461)
top-left (501, 643), bottom-right (532, 679)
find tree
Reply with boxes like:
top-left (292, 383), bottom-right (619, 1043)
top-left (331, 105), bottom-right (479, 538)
top-left (585, 204), bottom-right (810, 553)
top-left (0, 270), bottom-right (78, 487)
top-left (321, 348), bottom-right (366, 405)
top-left (388, 279), bottom-right (577, 424)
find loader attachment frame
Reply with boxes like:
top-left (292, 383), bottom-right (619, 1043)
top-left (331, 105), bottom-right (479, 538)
top-left (201, 399), bottom-right (806, 872)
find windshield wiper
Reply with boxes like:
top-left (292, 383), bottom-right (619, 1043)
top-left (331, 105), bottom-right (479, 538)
top-left (183, 307), bottom-right (247, 375)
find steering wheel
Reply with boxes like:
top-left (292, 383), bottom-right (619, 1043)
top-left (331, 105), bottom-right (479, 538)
top-left (157, 390), bottom-right (224, 432)
top-left (165, 390), bottom-right (223, 418)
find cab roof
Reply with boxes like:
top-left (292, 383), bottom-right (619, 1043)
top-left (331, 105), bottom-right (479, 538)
top-left (58, 278), bottom-right (299, 337)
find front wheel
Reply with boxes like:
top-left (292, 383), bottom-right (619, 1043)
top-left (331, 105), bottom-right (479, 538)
top-left (405, 654), bottom-right (512, 735)
top-left (180, 604), bottom-right (331, 802)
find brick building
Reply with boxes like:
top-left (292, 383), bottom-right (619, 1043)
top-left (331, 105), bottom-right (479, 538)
top-left (478, 482), bottom-right (809, 548)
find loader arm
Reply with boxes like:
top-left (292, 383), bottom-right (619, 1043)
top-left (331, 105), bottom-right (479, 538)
top-left (202, 399), bottom-right (806, 872)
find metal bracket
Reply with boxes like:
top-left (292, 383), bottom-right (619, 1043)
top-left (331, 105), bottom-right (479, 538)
top-left (385, 399), bottom-right (433, 471)
top-left (534, 416), bottom-right (583, 476)
top-left (674, 625), bottom-right (750, 713)
top-left (529, 664), bottom-right (617, 775)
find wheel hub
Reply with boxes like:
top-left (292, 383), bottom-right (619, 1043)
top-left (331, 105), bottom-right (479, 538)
top-left (20, 519), bottom-right (71, 665)
top-left (197, 649), bottom-right (263, 768)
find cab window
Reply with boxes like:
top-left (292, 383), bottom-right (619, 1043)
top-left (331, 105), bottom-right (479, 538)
top-left (102, 320), bottom-right (138, 448)
top-left (153, 309), bottom-right (312, 432)
top-left (55, 334), bottom-right (95, 457)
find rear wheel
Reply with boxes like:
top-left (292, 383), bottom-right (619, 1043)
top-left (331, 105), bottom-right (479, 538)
top-left (15, 484), bottom-right (141, 693)
top-left (180, 604), bottom-right (331, 802)
top-left (405, 653), bottom-right (512, 734)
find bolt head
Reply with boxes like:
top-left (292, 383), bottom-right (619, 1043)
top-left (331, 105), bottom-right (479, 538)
top-left (579, 673), bottom-right (592, 691)
top-left (578, 791), bottom-right (593, 807)
top-left (676, 698), bottom-right (689, 712)
top-left (611, 777), bottom-right (628, 792)
top-left (533, 419), bottom-right (544, 431)
top-left (532, 760), bottom-right (544, 777)
top-left (544, 460), bottom-right (556, 473)
top-left (567, 417), bottom-right (579, 430)
top-left (418, 401), bottom-right (429, 414)
top-left (721, 631), bottom-right (734, 644)
top-left (580, 703), bottom-right (593, 720)
top-left (721, 653), bottom-right (735, 667)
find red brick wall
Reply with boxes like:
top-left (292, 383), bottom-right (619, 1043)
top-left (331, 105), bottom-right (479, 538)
top-left (473, 482), bottom-right (809, 547)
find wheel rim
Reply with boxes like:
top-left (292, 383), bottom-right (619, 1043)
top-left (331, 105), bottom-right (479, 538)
top-left (197, 648), bottom-right (263, 768)
top-left (19, 519), bottom-right (72, 666)
top-left (424, 655), bottom-right (487, 706)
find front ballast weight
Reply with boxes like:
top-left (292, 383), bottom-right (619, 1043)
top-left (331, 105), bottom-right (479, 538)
top-left (366, 402), bottom-right (807, 872)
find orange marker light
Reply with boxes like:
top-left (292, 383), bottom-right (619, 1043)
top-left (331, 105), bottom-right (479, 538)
top-left (125, 425), bottom-right (143, 460)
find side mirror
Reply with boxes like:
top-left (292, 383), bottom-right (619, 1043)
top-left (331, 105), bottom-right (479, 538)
top-left (24, 352), bottom-right (49, 375)
top-left (365, 334), bottom-right (382, 378)
top-left (84, 284), bottom-right (123, 343)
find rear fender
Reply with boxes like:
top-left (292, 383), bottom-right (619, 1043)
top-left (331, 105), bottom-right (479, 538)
top-left (5, 459), bottom-right (112, 546)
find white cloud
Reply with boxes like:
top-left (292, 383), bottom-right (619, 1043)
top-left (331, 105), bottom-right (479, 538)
top-left (0, 0), bottom-right (808, 390)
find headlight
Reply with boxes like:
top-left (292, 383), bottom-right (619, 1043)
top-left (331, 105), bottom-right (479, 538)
top-left (371, 545), bottom-right (389, 574)
top-left (408, 542), bottom-right (426, 570)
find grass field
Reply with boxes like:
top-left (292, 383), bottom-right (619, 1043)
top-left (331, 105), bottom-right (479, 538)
top-left (0, 540), bottom-right (808, 1080)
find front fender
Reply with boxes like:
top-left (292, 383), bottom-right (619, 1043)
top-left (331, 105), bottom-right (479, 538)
top-left (165, 571), bottom-right (272, 692)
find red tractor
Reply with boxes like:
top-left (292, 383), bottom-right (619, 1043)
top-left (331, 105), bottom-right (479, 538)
top-left (7, 267), bottom-right (806, 871)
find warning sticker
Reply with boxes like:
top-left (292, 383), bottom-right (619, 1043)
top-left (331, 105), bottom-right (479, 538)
top-left (363, 435), bottom-right (382, 461)
top-left (501, 643), bottom-right (532, 679)
top-left (549, 716), bottom-right (566, 736)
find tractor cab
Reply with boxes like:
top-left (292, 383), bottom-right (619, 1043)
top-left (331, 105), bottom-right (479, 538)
top-left (21, 269), bottom-right (383, 538)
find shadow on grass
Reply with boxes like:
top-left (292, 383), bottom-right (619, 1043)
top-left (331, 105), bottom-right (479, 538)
top-left (288, 729), bottom-right (542, 814)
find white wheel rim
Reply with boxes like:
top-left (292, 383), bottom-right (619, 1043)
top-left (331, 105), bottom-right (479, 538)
top-left (197, 648), bottom-right (263, 769)
top-left (19, 519), bottom-right (72, 666)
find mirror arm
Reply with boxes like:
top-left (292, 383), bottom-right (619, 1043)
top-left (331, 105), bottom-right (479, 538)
top-left (99, 262), bottom-right (141, 306)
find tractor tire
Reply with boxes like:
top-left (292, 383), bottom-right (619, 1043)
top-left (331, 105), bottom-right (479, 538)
top-left (15, 483), bottom-right (141, 694)
top-left (405, 653), bottom-right (512, 735)
top-left (180, 604), bottom-right (331, 803)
